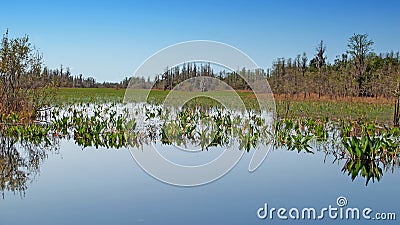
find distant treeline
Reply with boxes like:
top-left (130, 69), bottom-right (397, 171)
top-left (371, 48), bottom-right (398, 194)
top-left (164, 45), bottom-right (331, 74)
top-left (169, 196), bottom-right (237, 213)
top-left (44, 65), bottom-right (130, 88)
top-left (151, 63), bottom-right (266, 91)
top-left (148, 33), bottom-right (400, 99)
top-left (268, 34), bottom-right (400, 99)
top-left (53, 33), bottom-right (400, 99)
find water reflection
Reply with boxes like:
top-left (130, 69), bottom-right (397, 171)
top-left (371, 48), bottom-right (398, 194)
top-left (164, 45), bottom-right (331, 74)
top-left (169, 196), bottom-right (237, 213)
top-left (342, 159), bottom-right (383, 185)
top-left (1, 104), bottom-right (400, 198)
top-left (0, 134), bottom-right (59, 198)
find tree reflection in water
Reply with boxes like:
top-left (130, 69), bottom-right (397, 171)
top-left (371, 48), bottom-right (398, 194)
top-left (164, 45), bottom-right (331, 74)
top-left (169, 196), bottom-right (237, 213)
top-left (0, 135), bottom-right (59, 198)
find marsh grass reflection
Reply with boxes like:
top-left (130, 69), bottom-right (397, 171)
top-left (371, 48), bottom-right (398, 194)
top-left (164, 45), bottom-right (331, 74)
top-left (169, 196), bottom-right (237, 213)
top-left (1, 103), bottom-right (400, 198)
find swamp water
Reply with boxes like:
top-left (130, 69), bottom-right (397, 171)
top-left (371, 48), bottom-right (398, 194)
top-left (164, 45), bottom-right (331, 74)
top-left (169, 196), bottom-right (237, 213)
top-left (0, 103), bottom-right (399, 225)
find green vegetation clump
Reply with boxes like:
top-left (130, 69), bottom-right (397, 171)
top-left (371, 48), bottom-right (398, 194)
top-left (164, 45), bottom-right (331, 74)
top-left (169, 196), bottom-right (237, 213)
top-left (0, 31), bottom-right (55, 120)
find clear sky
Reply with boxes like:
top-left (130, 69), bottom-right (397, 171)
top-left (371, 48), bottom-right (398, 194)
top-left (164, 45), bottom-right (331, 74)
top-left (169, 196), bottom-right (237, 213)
top-left (1, 0), bottom-right (399, 82)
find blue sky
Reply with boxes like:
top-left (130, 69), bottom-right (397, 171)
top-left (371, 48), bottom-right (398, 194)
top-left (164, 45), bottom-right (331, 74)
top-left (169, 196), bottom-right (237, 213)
top-left (1, 0), bottom-right (399, 82)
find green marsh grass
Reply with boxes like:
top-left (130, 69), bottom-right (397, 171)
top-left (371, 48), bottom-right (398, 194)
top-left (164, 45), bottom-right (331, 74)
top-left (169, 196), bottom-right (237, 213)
top-left (3, 88), bottom-right (398, 186)
top-left (56, 88), bottom-right (394, 124)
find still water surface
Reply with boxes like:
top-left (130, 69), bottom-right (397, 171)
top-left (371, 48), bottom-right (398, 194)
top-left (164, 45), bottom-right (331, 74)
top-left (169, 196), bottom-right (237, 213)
top-left (1, 138), bottom-right (399, 225)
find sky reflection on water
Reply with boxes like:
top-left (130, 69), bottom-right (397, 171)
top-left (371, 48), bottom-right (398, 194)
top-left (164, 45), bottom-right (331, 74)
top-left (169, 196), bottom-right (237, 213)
top-left (1, 139), bottom-right (399, 225)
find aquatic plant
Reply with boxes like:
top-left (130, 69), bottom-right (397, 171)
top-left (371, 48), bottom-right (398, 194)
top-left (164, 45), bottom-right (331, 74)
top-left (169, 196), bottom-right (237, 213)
top-left (2, 101), bottom-right (400, 195)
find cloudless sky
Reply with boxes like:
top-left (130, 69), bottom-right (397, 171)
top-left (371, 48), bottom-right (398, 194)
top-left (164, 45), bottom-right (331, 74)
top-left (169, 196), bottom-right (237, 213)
top-left (1, 0), bottom-right (399, 82)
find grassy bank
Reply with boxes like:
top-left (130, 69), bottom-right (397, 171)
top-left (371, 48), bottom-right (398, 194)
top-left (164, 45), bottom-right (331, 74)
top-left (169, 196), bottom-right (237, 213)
top-left (55, 88), bottom-right (394, 125)
top-left (55, 88), bottom-right (127, 103)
